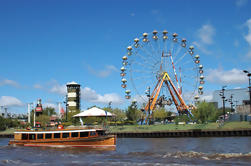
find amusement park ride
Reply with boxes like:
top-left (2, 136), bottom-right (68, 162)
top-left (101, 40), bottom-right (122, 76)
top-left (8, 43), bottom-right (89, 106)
top-left (120, 30), bottom-right (205, 123)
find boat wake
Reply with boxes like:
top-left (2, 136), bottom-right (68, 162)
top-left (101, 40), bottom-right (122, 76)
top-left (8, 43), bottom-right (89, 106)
top-left (127, 151), bottom-right (251, 160)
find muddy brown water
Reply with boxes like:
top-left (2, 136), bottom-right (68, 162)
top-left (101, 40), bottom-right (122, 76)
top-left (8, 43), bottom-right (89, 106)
top-left (0, 137), bottom-right (251, 165)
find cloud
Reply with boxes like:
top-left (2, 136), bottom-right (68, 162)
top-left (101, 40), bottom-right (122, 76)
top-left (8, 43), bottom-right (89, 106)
top-left (49, 84), bottom-right (66, 95)
top-left (236, 0), bottom-right (248, 7)
top-left (132, 94), bottom-right (148, 105)
top-left (33, 80), bottom-right (67, 96)
top-left (82, 87), bottom-right (123, 105)
top-left (200, 92), bottom-right (213, 102)
top-left (33, 84), bottom-right (43, 89)
top-left (206, 68), bottom-right (247, 84)
top-left (0, 79), bottom-right (19, 87)
top-left (234, 87), bottom-right (242, 89)
top-left (244, 18), bottom-right (251, 45)
top-left (246, 50), bottom-right (251, 57)
top-left (193, 24), bottom-right (215, 54)
top-left (34, 80), bottom-right (123, 105)
top-left (193, 41), bottom-right (212, 55)
top-left (244, 18), bottom-right (251, 58)
top-left (43, 102), bottom-right (58, 109)
top-left (0, 96), bottom-right (23, 107)
top-left (197, 24), bottom-right (215, 45)
top-left (87, 65), bottom-right (118, 78)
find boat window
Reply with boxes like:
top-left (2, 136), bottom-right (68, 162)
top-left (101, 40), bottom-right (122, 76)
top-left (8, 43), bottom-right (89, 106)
top-left (62, 133), bottom-right (69, 138)
top-left (54, 133), bottom-right (60, 139)
top-left (97, 130), bottom-right (105, 136)
top-left (71, 132), bottom-right (79, 138)
top-left (21, 134), bottom-right (28, 140)
top-left (80, 132), bottom-right (88, 137)
top-left (45, 133), bottom-right (52, 139)
top-left (29, 134), bottom-right (36, 140)
top-left (37, 134), bottom-right (43, 139)
top-left (90, 131), bottom-right (96, 136)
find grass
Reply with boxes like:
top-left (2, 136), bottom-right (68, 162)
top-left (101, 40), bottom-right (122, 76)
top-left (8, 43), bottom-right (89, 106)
top-left (0, 128), bottom-right (15, 134)
top-left (109, 122), bottom-right (251, 133)
top-left (221, 121), bottom-right (251, 130)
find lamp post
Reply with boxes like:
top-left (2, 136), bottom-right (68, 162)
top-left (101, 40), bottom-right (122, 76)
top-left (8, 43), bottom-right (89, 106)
top-left (64, 95), bottom-right (68, 121)
top-left (145, 86), bottom-right (151, 124)
top-left (219, 86), bottom-right (227, 121)
top-left (27, 103), bottom-right (33, 124)
top-left (234, 100), bottom-right (238, 113)
top-left (228, 94), bottom-right (234, 113)
top-left (243, 70), bottom-right (251, 114)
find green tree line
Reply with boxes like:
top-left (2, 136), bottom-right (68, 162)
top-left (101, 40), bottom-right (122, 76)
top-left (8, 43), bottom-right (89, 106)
top-left (0, 101), bottom-right (226, 131)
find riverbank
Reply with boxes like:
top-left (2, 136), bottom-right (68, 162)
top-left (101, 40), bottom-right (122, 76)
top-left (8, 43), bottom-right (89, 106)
top-left (1, 122), bottom-right (251, 138)
top-left (0, 128), bottom-right (15, 138)
top-left (109, 121), bottom-right (251, 133)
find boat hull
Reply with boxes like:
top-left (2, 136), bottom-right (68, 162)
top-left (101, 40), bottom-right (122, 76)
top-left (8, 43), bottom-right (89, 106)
top-left (9, 135), bottom-right (116, 149)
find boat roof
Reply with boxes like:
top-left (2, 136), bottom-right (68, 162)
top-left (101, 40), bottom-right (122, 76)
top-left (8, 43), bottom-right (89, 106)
top-left (14, 129), bottom-right (96, 134)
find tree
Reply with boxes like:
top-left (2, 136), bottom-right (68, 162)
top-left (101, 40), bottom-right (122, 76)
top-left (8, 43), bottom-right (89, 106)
top-left (43, 107), bottom-right (56, 116)
top-left (153, 108), bottom-right (168, 122)
top-left (126, 101), bottom-right (142, 122)
top-left (67, 109), bottom-right (80, 125)
top-left (0, 116), bottom-right (6, 131)
top-left (83, 117), bottom-right (104, 125)
top-left (36, 115), bottom-right (50, 128)
top-left (30, 107), bottom-right (57, 126)
top-left (103, 107), bottom-right (126, 122)
top-left (174, 114), bottom-right (190, 124)
top-left (0, 116), bottom-right (20, 130)
top-left (192, 101), bottom-right (221, 123)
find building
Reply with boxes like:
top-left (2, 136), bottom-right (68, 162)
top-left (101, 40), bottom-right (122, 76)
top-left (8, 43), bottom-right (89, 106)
top-left (236, 105), bottom-right (250, 115)
top-left (212, 88), bottom-right (251, 121)
top-left (66, 81), bottom-right (81, 114)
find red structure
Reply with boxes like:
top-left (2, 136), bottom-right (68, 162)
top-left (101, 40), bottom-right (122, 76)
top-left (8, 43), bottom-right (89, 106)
top-left (35, 99), bottom-right (43, 128)
top-left (35, 99), bottom-right (43, 115)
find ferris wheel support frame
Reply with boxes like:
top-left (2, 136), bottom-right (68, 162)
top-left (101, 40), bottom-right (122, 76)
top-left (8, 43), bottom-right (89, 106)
top-left (144, 72), bottom-right (191, 123)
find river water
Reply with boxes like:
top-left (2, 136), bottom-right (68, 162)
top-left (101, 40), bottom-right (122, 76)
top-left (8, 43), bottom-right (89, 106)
top-left (0, 137), bottom-right (251, 166)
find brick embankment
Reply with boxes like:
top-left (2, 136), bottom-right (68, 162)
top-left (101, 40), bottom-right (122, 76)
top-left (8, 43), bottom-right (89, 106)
top-left (111, 129), bottom-right (251, 138)
top-left (1, 129), bottom-right (251, 138)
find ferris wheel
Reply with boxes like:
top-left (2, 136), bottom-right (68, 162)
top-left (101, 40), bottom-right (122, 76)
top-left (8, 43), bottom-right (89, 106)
top-left (120, 30), bottom-right (204, 116)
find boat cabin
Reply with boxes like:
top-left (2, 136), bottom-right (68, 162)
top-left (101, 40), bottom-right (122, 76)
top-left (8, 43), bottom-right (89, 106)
top-left (14, 129), bottom-right (106, 141)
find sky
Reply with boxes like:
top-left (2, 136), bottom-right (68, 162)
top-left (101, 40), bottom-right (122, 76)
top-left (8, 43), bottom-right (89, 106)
top-left (0, 0), bottom-right (251, 114)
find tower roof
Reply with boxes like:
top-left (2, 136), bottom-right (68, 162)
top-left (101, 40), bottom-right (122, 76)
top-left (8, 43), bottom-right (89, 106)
top-left (66, 81), bottom-right (79, 85)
